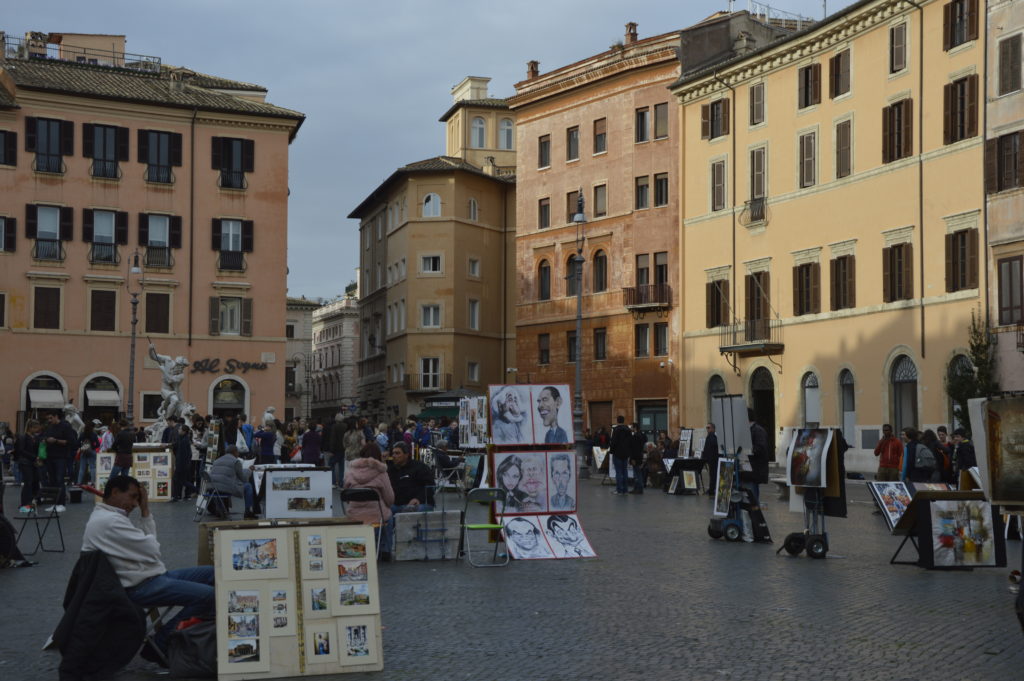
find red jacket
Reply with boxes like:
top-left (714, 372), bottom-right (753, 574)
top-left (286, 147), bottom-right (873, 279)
top-left (874, 435), bottom-right (902, 469)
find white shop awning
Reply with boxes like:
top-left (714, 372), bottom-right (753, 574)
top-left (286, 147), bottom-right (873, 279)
top-left (86, 390), bottom-right (122, 407)
top-left (28, 389), bottom-right (65, 409)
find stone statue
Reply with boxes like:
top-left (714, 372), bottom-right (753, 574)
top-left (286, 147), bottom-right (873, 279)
top-left (144, 342), bottom-right (190, 443)
top-left (63, 401), bottom-right (85, 435)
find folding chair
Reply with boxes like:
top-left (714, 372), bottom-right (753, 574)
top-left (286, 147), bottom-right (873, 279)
top-left (140, 605), bottom-right (183, 667)
top-left (461, 487), bottom-right (509, 567)
top-left (339, 487), bottom-right (385, 558)
top-left (192, 472), bottom-right (233, 522)
top-left (15, 486), bottom-right (65, 555)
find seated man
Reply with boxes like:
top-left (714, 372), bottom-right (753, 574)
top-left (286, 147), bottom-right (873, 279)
top-left (386, 442), bottom-right (434, 513)
top-left (432, 441), bottom-right (464, 484)
top-left (209, 445), bottom-right (259, 519)
top-left (82, 475), bottom-right (214, 655)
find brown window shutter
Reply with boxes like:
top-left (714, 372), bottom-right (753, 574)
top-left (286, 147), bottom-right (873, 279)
top-left (138, 213), bottom-right (149, 245)
top-left (169, 216), bottom-right (182, 249)
top-left (720, 280), bottom-right (729, 324)
top-left (60, 206), bottom-right (73, 241)
top-left (943, 83), bottom-right (953, 144)
top-left (798, 68), bottom-right (806, 107)
top-left (209, 297), bottom-right (220, 336)
top-left (811, 262), bottom-right (821, 313)
top-left (792, 266), bottom-right (801, 315)
top-left (25, 117), bottom-right (37, 152)
top-left (745, 274), bottom-right (754, 320)
top-left (3, 131), bottom-right (15, 165)
top-left (241, 220), bottom-right (254, 252)
top-left (829, 259), bottom-right (838, 310)
top-left (967, 0), bottom-right (979, 41)
top-left (82, 209), bottom-right (94, 243)
top-left (706, 282), bottom-right (715, 328)
top-left (847, 256), bottom-right (856, 307)
top-left (828, 55), bottom-right (837, 98)
top-left (985, 139), bottom-right (999, 192)
top-left (241, 298), bottom-right (254, 337)
top-left (242, 140), bottom-right (255, 172)
top-left (25, 204), bottom-right (37, 238)
top-left (882, 106), bottom-right (891, 163)
top-left (170, 133), bottom-right (183, 167)
top-left (117, 126), bottom-right (130, 162)
top-left (945, 232), bottom-right (955, 292)
top-left (82, 123), bottom-right (95, 158)
top-left (3, 217), bottom-right (15, 252)
top-left (115, 211), bottom-right (128, 245)
top-left (211, 137), bottom-right (222, 170)
top-left (810, 63), bottom-right (821, 105)
top-left (901, 99), bottom-right (914, 158)
top-left (60, 120), bottom-right (74, 156)
top-left (841, 51), bottom-right (850, 94)
top-left (721, 99), bottom-right (730, 135)
top-left (211, 218), bottom-right (222, 251)
top-left (966, 75), bottom-right (978, 138)
top-left (967, 228), bottom-right (979, 288)
top-left (1018, 131), bottom-right (1024, 186)
top-left (137, 129), bottom-right (149, 163)
top-left (701, 104), bottom-right (710, 139)
top-left (882, 247), bottom-right (892, 303)
top-left (759, 272), bottom-right (770, 316)
top-left (943, 1), bottom-right (952, 51)
top-left (902, 243), bottom-right (914, 299)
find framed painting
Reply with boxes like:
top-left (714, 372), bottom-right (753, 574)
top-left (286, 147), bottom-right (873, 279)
top-left (330, 526), bottom-right (380, 617)
top-left (267, 583), bottom-right (296, 637)
top-left (667, 476), bottom-right (680, 494)
top-left (867, 481), bottom-right (912, 532)
top-left (929, 499), bottom-right (997, 567)
top-left (786, 429), bottom-right (832, 488)
top-left (218, 528), bottom-right (291, 582)
top-left (337, 615), bottom-right (382, 667)
top-left (216, 582), bottom-right (270, 674)
top-left (682, 470), bottom-right (698, 490)
top-left (713, 459), bottom-right (735, 517)
top-left (985, 397), bottom-right (1024, 506)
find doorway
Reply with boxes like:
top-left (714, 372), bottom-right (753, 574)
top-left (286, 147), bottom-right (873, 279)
top-left (636, 399), bottom-right (668, 442)
top-left (587, 401), bottom-right (613, 435)
top-left (839, 369), bottom-right (856, 442)
top-left (750, 367), bottom-right (776, 460)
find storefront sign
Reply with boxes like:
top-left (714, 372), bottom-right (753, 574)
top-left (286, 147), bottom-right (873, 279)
top-left (191, 358), bottom-right (269, 374)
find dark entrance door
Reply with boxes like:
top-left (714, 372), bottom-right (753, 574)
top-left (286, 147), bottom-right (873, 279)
top-left (587, 401), bottom-right (613, 435)
top-left (636, 400), bottom-right (668, 442)
top-left (750, 367), bottom-right (776, 461)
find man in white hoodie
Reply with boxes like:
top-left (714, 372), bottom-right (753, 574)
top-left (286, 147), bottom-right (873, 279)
top-left (82, 475), bottom-right (214, 652)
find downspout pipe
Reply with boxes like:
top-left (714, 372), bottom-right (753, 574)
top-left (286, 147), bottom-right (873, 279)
top-left (712, 72), bottom-right (737, 326)
top-left (904, 0), bottom-right (925, 359)
top-left (188, 107), bottom-right (197, 346)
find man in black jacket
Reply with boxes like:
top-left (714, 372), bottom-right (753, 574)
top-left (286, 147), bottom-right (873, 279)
top-left (951, 428), bottom-right (977, 484)
top-left (743, 409), bottom-right (770, 504)
top-left (387, 442), bottom-right (434, 512)
top-left (43, 411), bottom-right (78, 511)
top-left (628, 423), bottom-right (647, 494)
top-left (609, 416), bottom-right (632, 496)
top-left (701, 423), bottom-right (720, 493)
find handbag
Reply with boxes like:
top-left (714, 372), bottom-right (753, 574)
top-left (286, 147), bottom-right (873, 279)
top-left (37, 441), bottom-right (48, 461)
top-left (289, 446), bottom-right (302, 462)
top-left (235, 430), bottom-right (249, 455)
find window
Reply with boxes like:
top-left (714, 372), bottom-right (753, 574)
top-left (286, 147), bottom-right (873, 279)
top-left (655, 252), bottom-right (668, 286)
top-left (84, 124), bottom-right (127, 179)
top-left (285, 366), bottom-right (296, 393)
top-left (593, 327), bottom-right (607, 360)
top-left (138, 130), bottom-right (181, 183)
top-left (26, 117), bottom-right (71, 173)
top-left (890, 23), bottom-right (907, 73)
top-left (0, 130), bottom-right (16, 166)
top-left (593, 250), bottom-right (608, 292)
top-left (654, 103), bottom-right (669, 139)
top-left (145, 292), bottom-right (170, 334)
top-left (538, 198), bottom-right (550, 229)
top-left (468, 198), bottom-right (478, 221)
top-left (499, 119), bottom-right (514, 150)
top-left (538, 135), bottom-right (551, 168)
top-left (987, 132), bottom-right (1023, 193)
top-left (711, 161), bottom-right (726, 211)
top-left (883, 242), bottom-right (914, 302)
top-left (219, 297), bottom-right (242, 335)
top-left (566, 331), bottom-right (577, 363)
top-left (565, 254), bottom-right (580, 297)
top-left (0, 293), bottom-right (5, 326)
top-left (422, 193), bottom-right (441, 217)
top-left (654, 173), bottom-right (669, 207)
top-left (538, 334), bottom-right (550, 364)
top-left (593, 118), bottom-right (607, 154)
top-left (636, 253), bottom-right (650, 287)
top-left (468, 257), bottom-right (480, 277)
top-left (90, 290), bottom-right (116, 331)
top-left (33, 286), bottom-right (61, 329)
top-left (286, 323), bottom-right (295, 339)
top-left (593, 184), bottom-right (607, 217)
top-left (538, 260), bottom-right (551, 301)
top-left (85, 209), bottom-right (126, 263)
top-left (883, 99), bottom-right (914, 162)
top-left (654, 322), bottom-right (668, 356)
top-left (944, 75), bottom-right (979, 144)
top-left (706, 279), bottom-right (729, 328)
top-left (635, 107), bottom-right (650, 143)
top-left (421, 255), bottom-right (441, 272)
top-left (836, 120), bottom-right (852, 179)
top-left (220, 218), bottom-right (242, 252)
top-left (830, 255), bottom-right (856, 310)
top-left (829, 50), bottom-right (850, 98)
top-left (421, 304), bottom-right (441, 328)
top-left (749, 83), bottom-right (765, 126)
top-left (750, 147), bottom-right (766, 206)
top-left (468, 299), bottom-right (479, 330)
top-left (0, 216), bottom-right (15, 252)
top-left (566, 126), bottom-right (579, 161)
top-left (998, 256), bottom-right (1024, 325)
top-left (635, 176), bottom-right (649, 210)
top-left (798, 64), bottom-right (821, 108)
top-left (212, 137), bottom-right (253, 189)
top-left (468, 361), bottom-right (480, 382)
top-left (943, 0), bottom-right (978, 51)
top-left (999, 35), bottom-right (1022, 95)
top-left (744, 271), bottom-right (770, 341)
top-left (471, 117), bottom-right (486, 148)
top-left (799, 132), bottom-right (816, 188)
top-left (634, 324), bottom-right (650, 358)
top-left (792, 262), bottom-right (821, 316)
top-left (945, 228), bottom-right (978, 292)
top-left (701, 100), bottom-right (730, 139)
top-left (566, 190), bottom-right (580, 224)
top-left (420, 358), bottom-right (440, 389)
top-left (27, 204), bottom-right (71, 260)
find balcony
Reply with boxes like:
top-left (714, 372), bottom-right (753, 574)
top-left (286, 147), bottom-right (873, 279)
top-left (89, 242), bottom-right (120, 265)
top-left (90, 159), bottom-right (120, 180)
top-left (32, 238), bottom-right (64, 262)
top-left (144, 165), bottom-right (174, 184)
top-left (718, 318), bottom-right (784, 356)
top-left (744, 197), bottom-right (766, 224)
top-left (218, 250), bottom-right (246, 272)
top-left (145, 246), bottom-right (173, 268)
top-left (219, 169), bottom-right (247, 190)
top-left (623, 283), bottom-right (672, 310)
top-left (33, 154), bottom-right (64, 174)
top-left (402, 373), bottom-right (453, 392)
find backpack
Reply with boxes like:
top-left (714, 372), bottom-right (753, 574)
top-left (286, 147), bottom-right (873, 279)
top-left (914, 444), bottom-right (937, 476)
top-left (933, 447), bottom-right (951, 483)
top-left (375, 432), bottom-right (389, 450)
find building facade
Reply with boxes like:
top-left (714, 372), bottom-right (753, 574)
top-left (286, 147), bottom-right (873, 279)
top-left (285, 296), bottom-right (319, 422)
top-left (0, 32), bottom-right (303, 430)
top-left (309, 296), bottom-right (359, 423)
top-left (672, 0), bottom-right (986, 470)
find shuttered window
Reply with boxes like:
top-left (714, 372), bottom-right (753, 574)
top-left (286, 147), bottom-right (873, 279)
top-left (566, 190), bottom-right (580, 223)
top-left (25, 117), bottom-right (72, 173)
top-left (829, 50), bottom-right (850, 98)
top-left (830, 255), bottom-right (856, 310)
top-left (750, 147), bottom-right (766, 200)
top-left (145, 292), bottom-right (170, 334)
top-left (797, 64), bottom-right (821, 108)
top-left (211, 137), bottom-right (253, 189)
top-left (90, 290), bottom-right (117, 332)
top-left (945, 228), bottom-right (979, 292)
top-left (836, 120), bottom-right (852, 179)
top-left (998, 256), bottom-right (1024, 325)
top-left (999, 35), bottom-right (1022, 96)
top-left (33, 286), bottom-right (61, 329)
top-left (985, 132), bottom-right (1024, 193)
top-left (882, 99), bottom-right (914, 163)
top-left (138, 130), bottom-right (182, 183)
top-left (943, 0), bottom-right (978, 51)
top-left (701, 100), bottom-right (730, 140)
top-left (749, 83), bottom-right (764, 126)
top-left (943, 75), bottom-right (978, 144)
top-left (593, 118), bottom-right (607, 154)
top-left (792, 263), bottom-right (821, 316)
top-left (0, 216), bottom-right (15, 253)
top-left (890, 23), bottom-right (907, 73)
top-left (210, 296), bottom-right (253, 336)
top-left (0, 130), bottom-right (16, 166)
top-left (83, 124), bottom-right (128, 179)
top-left (799, 132), bottom-right (816, 188)
top-left (883, 243), bottom-right (914, 302)
top-left (711, 161), bottom-right (726, 211)
top-left (706, 279), bottom-right (729, 328)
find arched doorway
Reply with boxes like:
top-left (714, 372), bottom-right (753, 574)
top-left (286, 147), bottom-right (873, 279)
top-left (707, 375), bottom-right (726, 423)
top-left (82, 375), bottom-right (122, 426)
top-left (750, 367), bottom-right (776, 459)
top-left (24, 374), bottom-right (66, 416)
top-left (802, 372), bottom-right (821, 427)
top-left (946, 354), bottom-right (973, 430)
top-left (211, 378), bottom-right (247, 420)
top-left (839, 369), bottom-right (856, 440)
top-left (890, 355), bottom-right (918, 434)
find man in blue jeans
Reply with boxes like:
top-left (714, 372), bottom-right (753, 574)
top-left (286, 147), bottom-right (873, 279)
top-left (82, 476), bottom-right (214, 655)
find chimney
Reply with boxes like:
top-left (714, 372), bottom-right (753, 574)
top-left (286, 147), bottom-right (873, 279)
top-left (625, 22), bottom-right (638, 45)
top-left (527, 60), bottom-right (539, 80)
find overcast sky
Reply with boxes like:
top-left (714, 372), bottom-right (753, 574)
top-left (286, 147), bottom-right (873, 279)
top-left (7, 0), bottom-right (850, 301)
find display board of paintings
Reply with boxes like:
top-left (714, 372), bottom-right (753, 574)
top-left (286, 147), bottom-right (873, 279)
top-left (867, 481), bottom-right (913, 532)
top-left (488, 384), bottom-right (573, 446)
top-left (458, 395), bottom-right (489, 449)
top-left (95, 446), bottom-right (173, 502)
top-left (677, 428), bottom-right (694, 457)
top-left (264, 468), bottom-right (333, 519)
top-left (214, 523), bottom-right (383, 679)
top-left (785, 429), bottom-right (833, 488)
top-left (984, 396), bottom-right (1024, 506)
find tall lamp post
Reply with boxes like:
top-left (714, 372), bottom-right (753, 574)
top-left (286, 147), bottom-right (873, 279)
top-left (571, 191), bottom-right (590, 478)
top-left (126, 250), bottom-right (142, 422)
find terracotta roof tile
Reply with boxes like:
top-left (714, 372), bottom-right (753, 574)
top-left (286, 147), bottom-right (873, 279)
top-left (438, 97), bottom-right (509, 122)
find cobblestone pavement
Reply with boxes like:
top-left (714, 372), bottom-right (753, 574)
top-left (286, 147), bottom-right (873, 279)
top-left (2, 472), bottom-right (1022, 681)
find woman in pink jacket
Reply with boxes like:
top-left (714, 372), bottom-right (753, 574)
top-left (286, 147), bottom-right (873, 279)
top-left (343, 442), bottom-right (395, 560)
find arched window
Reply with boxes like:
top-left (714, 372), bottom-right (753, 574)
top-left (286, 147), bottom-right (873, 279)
top-left (802, 371), bottom-right (821, 427)
top-left (707, 374), bottom-right (726, 423)
top-left (468, 198), bottom-right (478, 221)
top-left (593, 250), bottom-right (608, 292)
top-left (422, 193), bottom-right (441, 218)
top-left (471, 117), bottom-right (486, 148)
top-left (566, 254), bottom-right (579, 296)
top-left (25, 374), bottom-right (66, 413)
top-left (499, 118), bottom-right (514, 150)
top-left (947, 354), bottom-right (974, 429)
top-left (538, 260), bottom-right (551, 301)
top-left (890, 355), bottom-right (918, 434)
top-left (839, 369), bottom-right (856, 437)
top-left (212, 378), bottom-right (246, 418)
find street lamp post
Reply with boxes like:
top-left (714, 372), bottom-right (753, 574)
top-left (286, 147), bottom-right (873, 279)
top-left (126, 250), bottom-right (142, 422)
top-left (571, 192), bottom-right (590, 478)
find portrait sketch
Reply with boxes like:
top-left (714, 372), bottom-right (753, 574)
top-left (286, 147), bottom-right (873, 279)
top-left (489, 385), bottom-right (532, 445)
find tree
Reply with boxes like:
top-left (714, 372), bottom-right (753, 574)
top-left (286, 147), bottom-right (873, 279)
top-left (945, 307), bottom-right (998, 438)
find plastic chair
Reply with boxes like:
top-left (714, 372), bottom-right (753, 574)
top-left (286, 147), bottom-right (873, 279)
top-left (339, 487), bottom-right (385, 557)
top-left (193, 472), bottom-right (233, 522)
top-left (461, 487), bottom-right (509, 567)
top-left (15, 486), bottom-right (65, 555)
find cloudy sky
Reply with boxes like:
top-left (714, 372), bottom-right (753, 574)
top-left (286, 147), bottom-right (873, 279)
top-left (7, 0), bottom-right (850, 300)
